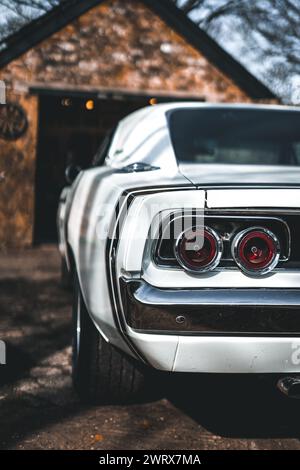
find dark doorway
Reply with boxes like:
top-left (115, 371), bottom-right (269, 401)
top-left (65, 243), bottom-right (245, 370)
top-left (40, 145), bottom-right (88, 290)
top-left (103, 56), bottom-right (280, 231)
top-left (34, 94), bottom-right (149, 243)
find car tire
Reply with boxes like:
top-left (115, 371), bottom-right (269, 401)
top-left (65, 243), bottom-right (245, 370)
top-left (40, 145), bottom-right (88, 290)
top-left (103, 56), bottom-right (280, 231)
top-left (61, 258), bottom-right (71, 289)
top-left (72, 272), bottom-right (151, 404)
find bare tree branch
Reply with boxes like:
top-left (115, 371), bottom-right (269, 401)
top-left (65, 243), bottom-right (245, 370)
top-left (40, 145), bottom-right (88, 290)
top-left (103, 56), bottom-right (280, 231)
top-left (173, 0), bottom-right (300, 102)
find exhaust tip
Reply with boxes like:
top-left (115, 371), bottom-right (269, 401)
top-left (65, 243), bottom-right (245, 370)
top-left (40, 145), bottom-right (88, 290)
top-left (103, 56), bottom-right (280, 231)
top-left (277, 377), bottom-right (300, 399)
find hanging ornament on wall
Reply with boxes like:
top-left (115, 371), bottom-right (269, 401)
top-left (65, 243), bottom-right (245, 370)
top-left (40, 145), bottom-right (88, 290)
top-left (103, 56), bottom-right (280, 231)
top-left (0, 102), bottom-right (28, 140)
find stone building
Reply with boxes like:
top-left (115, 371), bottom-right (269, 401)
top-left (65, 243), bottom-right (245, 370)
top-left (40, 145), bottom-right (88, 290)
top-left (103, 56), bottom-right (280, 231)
top-left (0, 0), bottom-right (276, 247)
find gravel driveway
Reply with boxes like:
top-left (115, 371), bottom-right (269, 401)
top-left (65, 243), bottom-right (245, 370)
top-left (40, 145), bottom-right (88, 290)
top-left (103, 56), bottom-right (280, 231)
top-left (0, 246), bottom-right (300, 450)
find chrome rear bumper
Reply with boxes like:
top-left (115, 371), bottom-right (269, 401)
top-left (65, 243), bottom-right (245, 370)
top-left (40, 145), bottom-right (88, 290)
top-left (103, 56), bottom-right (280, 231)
top-left (121, 278), bottom-right (300, 335)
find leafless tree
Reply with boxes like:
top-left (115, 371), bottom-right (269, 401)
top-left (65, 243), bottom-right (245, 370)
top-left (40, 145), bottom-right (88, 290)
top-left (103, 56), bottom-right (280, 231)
top-left (0, 0), bottom-right (60, 18)
top-left (177, 0), bottom-right (299, 65)
top-left (173, 0), bottom-right (300, 102)
top-left (0, 0), bottom-right (62, 36)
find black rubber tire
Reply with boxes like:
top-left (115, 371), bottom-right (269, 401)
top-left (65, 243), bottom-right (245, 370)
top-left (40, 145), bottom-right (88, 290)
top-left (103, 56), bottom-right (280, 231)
top-left (72, 272), bottom-right (150, 404)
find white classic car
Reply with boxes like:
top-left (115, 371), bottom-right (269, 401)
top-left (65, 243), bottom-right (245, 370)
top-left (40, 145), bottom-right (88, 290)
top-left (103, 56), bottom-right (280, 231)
top-left (58, 103), bottom-right (300, 403)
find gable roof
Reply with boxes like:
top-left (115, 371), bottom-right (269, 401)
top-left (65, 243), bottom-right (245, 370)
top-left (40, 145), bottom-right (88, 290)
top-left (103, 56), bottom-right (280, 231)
top-left (0, 0), bottom-right (276, 99)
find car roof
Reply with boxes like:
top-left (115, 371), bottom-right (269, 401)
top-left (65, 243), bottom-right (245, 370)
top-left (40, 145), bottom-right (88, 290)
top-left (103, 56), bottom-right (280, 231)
top-left (120, 101), bottom-right (300, 123)
top-left (116, 101), bottom-right (300, 145)
top-left (108, 102), bottom-right (300, 170)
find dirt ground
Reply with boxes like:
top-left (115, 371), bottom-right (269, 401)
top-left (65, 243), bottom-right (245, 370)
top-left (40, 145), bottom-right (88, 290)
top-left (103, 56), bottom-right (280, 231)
top-left (0, 245), bottom-right (300, 450)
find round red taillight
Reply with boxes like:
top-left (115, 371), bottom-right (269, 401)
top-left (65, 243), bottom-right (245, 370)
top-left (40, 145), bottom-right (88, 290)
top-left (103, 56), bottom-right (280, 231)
top-left (232, 227), bottom-right (280, 276)
top-left (175, 226), bottom-right (223, 273)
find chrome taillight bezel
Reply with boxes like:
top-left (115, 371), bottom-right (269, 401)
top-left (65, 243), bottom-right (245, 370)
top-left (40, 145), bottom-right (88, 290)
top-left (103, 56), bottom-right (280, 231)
top-left (231, 226), bottom-right (280, 276)
top-left (175, 225), bottom-right (223, 274)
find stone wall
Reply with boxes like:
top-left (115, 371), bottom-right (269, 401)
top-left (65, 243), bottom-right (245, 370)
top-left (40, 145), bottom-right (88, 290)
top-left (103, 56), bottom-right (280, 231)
top-left (0, 0), bottom-right (253, 247)
top-left (0, 94), bottom-right (38, 248)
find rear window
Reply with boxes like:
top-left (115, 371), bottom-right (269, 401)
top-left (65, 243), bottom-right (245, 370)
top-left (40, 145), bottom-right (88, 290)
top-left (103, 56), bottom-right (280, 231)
top-left (168, 108), bottom-right (300, 166)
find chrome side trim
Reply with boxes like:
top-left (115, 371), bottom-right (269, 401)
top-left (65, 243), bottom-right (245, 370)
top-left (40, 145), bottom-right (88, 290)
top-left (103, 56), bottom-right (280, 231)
top-left (127, 281), bottom-right (300, 307)
top-left (106, 184), bottom-right (196, 363)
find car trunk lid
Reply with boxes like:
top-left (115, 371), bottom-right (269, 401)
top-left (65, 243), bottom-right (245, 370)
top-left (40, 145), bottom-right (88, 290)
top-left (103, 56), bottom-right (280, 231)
top-left (179, 163), bottom-right (300, 187)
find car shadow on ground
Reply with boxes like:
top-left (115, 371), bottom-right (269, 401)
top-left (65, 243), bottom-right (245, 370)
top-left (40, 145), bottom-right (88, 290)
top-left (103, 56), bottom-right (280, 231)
top-left (165, 373), bottom-right (300, 439)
